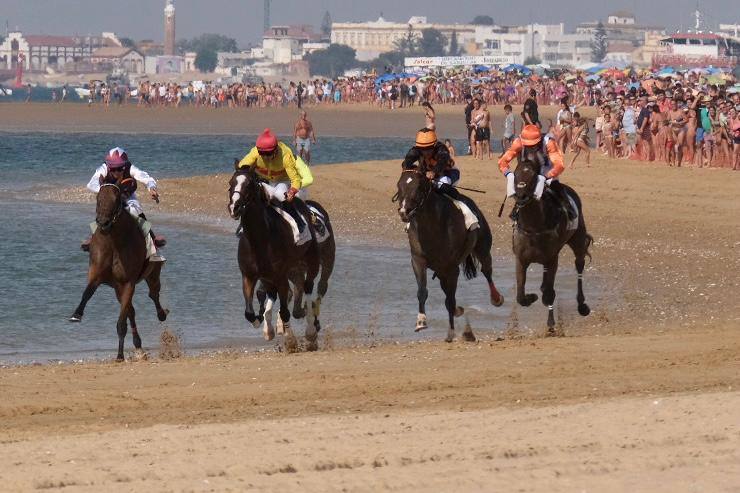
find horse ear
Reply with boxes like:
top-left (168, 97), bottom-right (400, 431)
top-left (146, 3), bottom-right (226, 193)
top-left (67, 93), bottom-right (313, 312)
top-left (233, 158), bottom-right (239, 170)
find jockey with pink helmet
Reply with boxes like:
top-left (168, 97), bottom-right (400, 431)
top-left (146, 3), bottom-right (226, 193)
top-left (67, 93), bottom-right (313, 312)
top-left (85, 147), bottom-right (165, 261)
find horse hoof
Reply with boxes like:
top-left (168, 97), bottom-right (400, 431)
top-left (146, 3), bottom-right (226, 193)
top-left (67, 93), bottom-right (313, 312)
top-left (158, 311), bottom-right (168, 322)
top-left (264, 329), bottom-right (275, 341)
top-left (69, 315), bottom-right (82, 323)
top-left (306, 339), bottom-right (318, 352)
top-left (284, 334), bottom-right (298, 354)
top-left (415, 322), bottom-right (428, 332)
top-left (518, 294), bottom-right (538, 307)
top-left (491, 294), bottom-right (504, 307)
top-left (444, 335), bottom-right (454, 343)
top-left (462, 331), bottom-right (476, 342)
top-left (578, 304), bottom-right (591, 316)
top-left (115, 356), bottom-right (125, 362)
top-left (454, 307), bottom-right (464, 317)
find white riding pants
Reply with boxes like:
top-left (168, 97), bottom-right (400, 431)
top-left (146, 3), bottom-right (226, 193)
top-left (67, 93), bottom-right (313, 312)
top-left (262, 181), bottom-right (291, 202)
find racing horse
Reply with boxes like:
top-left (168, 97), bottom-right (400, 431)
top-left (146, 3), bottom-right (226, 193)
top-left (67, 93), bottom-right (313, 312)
top-left (510, 159), bottom-right (593, 333)
top-left (228, 165), bottom-right (329, 352)
top-left (396, 169), bottom-right (504, 342)
top-left (69, 181), bottom-right (168, 361)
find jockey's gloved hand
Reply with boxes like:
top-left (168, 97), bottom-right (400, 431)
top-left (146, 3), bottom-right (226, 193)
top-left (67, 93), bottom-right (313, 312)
top-left (286, 187), bottom-right (299, 202)
top-left (149, 188), bottom-right (160, 203)
top-left (534, 175), bottom-right (547, 200)
top-left (545, 177), bottom-right (553, 186)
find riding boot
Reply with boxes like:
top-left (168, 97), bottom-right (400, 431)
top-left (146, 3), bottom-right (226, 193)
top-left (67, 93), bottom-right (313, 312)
top-left (281, 202), bottom-right (306, 233)
top-left (438, 183), bottom-right (460, 200)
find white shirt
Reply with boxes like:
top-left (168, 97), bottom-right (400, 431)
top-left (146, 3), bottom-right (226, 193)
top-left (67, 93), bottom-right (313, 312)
top-left (87, 163), bottom-right (157, 193)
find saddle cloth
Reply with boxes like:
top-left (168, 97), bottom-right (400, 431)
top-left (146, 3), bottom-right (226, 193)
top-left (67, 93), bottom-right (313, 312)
top-left (444, 196), bottom-right (480, 231)
top-left (270, 204), bottom-right (330, 246)
top-left (307, 205), bottom-right (330, 244)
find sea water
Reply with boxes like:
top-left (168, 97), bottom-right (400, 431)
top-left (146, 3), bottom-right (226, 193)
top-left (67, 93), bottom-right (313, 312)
top-left (0, 132), bottom-right (584, 363)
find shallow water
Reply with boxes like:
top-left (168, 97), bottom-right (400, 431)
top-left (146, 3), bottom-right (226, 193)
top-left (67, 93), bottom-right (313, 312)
top-left (0, 132), bottom-right (593, 363)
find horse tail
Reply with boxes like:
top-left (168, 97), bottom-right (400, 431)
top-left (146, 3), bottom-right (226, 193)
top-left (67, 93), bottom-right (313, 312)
top-left (462, 254), bottom-right (479, 280)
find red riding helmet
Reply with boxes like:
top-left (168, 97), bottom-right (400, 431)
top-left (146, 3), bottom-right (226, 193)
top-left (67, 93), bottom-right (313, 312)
top-left (105, 147), bottom-right (129, 170)
top-left (256, 128), bottom-right (278, 154)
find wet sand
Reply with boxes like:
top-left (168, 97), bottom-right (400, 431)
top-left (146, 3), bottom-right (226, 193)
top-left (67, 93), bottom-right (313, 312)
top-left (4, 104), bottom-right (740, 491)
top-left (0, 102), bottom-right (594, 138)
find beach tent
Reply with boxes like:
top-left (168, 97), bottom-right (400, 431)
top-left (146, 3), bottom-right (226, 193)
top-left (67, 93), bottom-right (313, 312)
top-left (473, 65), bottom-right (491, 73)
top-left (502, 64), bottom-right (531, 75)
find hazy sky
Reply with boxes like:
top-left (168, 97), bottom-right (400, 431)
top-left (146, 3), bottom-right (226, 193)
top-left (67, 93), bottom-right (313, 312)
top-left (2, 0), bottom-right (737, 46)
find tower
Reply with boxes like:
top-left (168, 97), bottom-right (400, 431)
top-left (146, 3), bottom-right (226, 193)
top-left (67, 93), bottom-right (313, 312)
top-left (264, 0), bottom-right (271, 31)
top-left (164, 0), bottom-right (176, 56)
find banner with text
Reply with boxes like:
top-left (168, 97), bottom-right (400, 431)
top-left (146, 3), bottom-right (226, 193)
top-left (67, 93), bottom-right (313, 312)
top-left (404, 55), bottom-right (515, 68)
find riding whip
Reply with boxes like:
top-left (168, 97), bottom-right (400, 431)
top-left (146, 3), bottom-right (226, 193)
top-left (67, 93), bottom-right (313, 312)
top-left (497, 195), bottom-right (507, 218)
top-left (433, 181), bottom-right (486, 194)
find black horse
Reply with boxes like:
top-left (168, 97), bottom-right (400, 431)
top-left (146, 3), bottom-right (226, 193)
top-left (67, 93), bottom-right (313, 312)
top-left (396, 169), bottom-right (504, 342)
top-left (511, 160), bottom-right (593, 333)
top-left (228, 166), bottom-right (328, 352)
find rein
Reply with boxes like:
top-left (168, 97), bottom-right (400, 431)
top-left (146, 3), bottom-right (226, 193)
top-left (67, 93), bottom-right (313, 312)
top-left (397, 169), bottom-right (431, 220)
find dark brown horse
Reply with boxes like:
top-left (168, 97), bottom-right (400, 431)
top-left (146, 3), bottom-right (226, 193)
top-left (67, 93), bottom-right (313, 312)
top-left (511, 160), bottom-right (593, 333)
top-left (396, 170), bottom-right (504, 342)
top-left (69, 183), bottom-right (168, 361)
top-left (228, 166), bottom-right (326, 352)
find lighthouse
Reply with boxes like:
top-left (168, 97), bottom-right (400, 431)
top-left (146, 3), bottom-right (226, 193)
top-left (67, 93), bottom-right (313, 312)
top-left (164, 0), bottom-right (176, 56)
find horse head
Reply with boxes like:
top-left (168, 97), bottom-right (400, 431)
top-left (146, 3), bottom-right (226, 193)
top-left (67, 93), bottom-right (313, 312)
top-left (396, 169), bottom-right (431, 222)
top-left (513, 159), bottom-right (541, 208)
top-left (228, 165), bottom-right (264, 219)
top-left (95, 183), bottom-right (123, 233)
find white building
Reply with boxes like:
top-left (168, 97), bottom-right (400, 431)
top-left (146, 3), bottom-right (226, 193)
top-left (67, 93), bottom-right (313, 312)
top-left (717, 24), bottom-right (739, 40)
top-left (90, 47), bottom-right (145, 74)
top-left (577, 12), bottom-right (664, 48)
top-left (0, 31), bottom-right (121, 71)
top-left (475, 24), bottom-right (592, 67)
top-left (331, 16), bottom-right (476, 61)
top-left (262, 25), bottom-right (322, 64)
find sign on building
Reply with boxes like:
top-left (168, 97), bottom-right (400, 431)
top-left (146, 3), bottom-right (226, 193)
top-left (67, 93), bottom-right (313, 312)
top-left (404, 55), bottom-right (515, 68)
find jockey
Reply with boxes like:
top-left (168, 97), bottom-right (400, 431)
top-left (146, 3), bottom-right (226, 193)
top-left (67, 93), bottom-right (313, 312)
top-left (86, 147), bottom-right (165, 262)
top-left (401, 128), bottom-right (460, 198)
top-left (237, 128), bottom-right (308, 233)
top-left (498, 124), bottom-right (575, 220)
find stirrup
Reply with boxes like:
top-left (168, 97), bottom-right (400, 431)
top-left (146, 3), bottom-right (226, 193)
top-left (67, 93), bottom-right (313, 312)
top-left (80, 238), bottom-right (91, 252)
top-left (153, 235), bottom-right (167, 247)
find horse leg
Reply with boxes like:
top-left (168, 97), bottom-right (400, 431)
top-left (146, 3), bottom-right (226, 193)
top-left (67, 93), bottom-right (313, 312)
top-left (516, 258), bottom-right (538, 306)
top-left (256, 282), bottom-right (266, 323)
top-left (302, 246), bottom-right (321, 345)
top-left (115, 283), bottom-right (135, 361)
top-left (411, 255), bottom-right (429, 331)
top-left (541, 259), bottom-right (559, 334)
top-left (439, 271), bottom-right (459, 343)
top-left (262, 287), bottom-right (276, 341)
top-left (475, 244), bottom-right (504, 307)
top-left (128, 304), bottom-right (142, 350)
top-left (242, 275), bottom-right (260, 329)
top-left (313, 239), bottom-right (335, 331)
top-left (277, 279), bottom-right (299, 353)
top-left (145, 264), bottom-right (168, 322)
top-left (568, 231), bottom-right (592, 317)
top-left (70, 268), bottom-right (102, 321)
top-left (289, 268), bottom-right (306, 319)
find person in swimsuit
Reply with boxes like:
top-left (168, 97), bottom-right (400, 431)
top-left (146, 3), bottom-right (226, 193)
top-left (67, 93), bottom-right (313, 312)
top-left (568, 112), bottom-right (591, 169)
top-left (293, 110), bottom-right (317, 164)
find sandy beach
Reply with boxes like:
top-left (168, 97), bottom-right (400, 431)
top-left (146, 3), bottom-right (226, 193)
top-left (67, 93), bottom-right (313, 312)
top-left (2, 104), bottom-right (740, 491)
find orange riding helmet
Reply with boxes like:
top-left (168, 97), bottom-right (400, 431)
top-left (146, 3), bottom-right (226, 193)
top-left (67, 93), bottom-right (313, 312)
top-left (415, 128), bottom-right (438, 148)
top-left (520, 124), bottom-right (542, 146)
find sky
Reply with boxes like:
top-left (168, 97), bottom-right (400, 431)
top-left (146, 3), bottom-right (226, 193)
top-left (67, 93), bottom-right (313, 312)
top-left (1, 0), bottom-right (737, 46)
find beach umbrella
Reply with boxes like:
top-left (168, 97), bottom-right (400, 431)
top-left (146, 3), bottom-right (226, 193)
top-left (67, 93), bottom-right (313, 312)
top-left (473, 65), bottom-right (491, 73)
top-left (586, 64), bottom-right (605, 74)
top-left (726, 84), bottom-right (740, 94)
top-left (585, 74), bottom-right (600, 82)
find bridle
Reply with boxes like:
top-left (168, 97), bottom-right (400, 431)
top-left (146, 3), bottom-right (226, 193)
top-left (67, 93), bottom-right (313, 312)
top-left (396, 169), bottom-right (431, 220)
top-left (229, 171), bottom-right (265, 218)
top-left (96, 183), bottom-right (123, 230)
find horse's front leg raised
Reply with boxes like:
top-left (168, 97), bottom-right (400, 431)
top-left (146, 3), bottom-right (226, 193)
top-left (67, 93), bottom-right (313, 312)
top-left (411, 255), bottom-right (429, 332)
top-left (69, 269), bottom-right (102, 322)
top-left (516, 258), bottom-right (538, 307)
top-left (541, 258), bottom-right (559, 334)
top-left (115, 282), bottom-right (135, 361)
